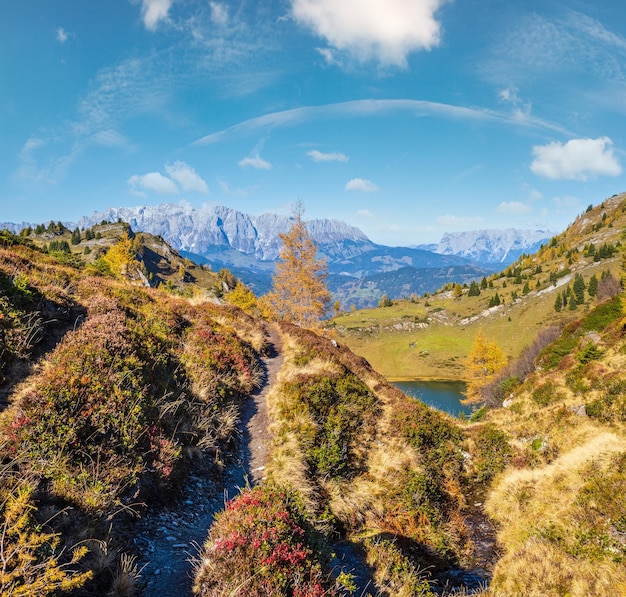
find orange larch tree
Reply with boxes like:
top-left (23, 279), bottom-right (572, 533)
top-left (264, 204), bottom-right (331, 328)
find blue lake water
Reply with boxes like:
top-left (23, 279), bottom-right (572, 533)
top-left (393, 380), bottom-right (470, 417)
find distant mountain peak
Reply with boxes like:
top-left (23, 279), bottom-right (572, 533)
top-left (433, 228), bottom-right (555, 265)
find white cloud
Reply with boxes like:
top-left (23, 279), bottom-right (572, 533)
top-left (238, 155), bottom-right (272, 170)
top-left (316, 47), bottom-right (340, 66)
top-left (530, 136), bottom-right (621, 180)
top-left (128, 172), bottom-right (179, 195)
top-left (56, 27), bottom-right (68, 43)
top-left (290, 0), bottom-right (446, 67)
top-left (140, 0), bottom-right (173, 31)
top-left (345, 178), bottom-right (379, 192)
top-left (356, 209), bottom-right (374, 219)
top-left (194, 99), bottom-right (570, 146)
top-left (498, 85), bottom-right (532, 121)
top-left (165, 161), bottom-right (209, 193)
top-left (307, 149), bottom-right (348, 162)
top-left (91, 130), bottom-right (129, 148)
top-left (553, 195), bottom-right (580, 209)
top-left (497, 201), bottom-right (532, 215)
top-left (210, 2), bottom-right (228, 25)
top-left (436, 214), bottom-right (484, 228)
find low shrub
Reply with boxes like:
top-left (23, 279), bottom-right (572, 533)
top-left (470, 425), bottom-right (512, 483)
top-left (280, 372), bottom-right (379, 479)
top-left (193, 485), bottom-right (334, 597)
top-left (531, 382), bottom-right (564, 407)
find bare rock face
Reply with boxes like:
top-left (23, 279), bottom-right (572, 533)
top-left (77, 203), bottom-right (373, 262)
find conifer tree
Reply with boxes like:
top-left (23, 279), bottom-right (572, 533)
top-left (573, 273), bottom-right (586, 304)
top-left (554, 293), bottom-right (562, 312)
top-left (468, 280), bottom-right (480, 296)
top-left (588, 274), bottom-right (598, 297)
top-left (71, 227), bottom-right (81, 245)
top-left (265, 203), bottom-right (331, 327)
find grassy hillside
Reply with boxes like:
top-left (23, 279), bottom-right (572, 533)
top-left (2, 201), bottom-right (626, 596)
top-left (481, 292), bottom-right (626, 595)
top-left (0, 231), bottom-right (266, 594)
top-left (331, 194), bottom-right (625, 380)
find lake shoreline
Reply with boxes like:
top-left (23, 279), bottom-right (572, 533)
top-left (392, 379), bottom-right (470, 417)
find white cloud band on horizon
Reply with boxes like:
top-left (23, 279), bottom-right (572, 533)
top-left (290, 0), bottom-right (446, 66)
top-left (530, 136), bottom-right (621, 180)
top-left (193, 99), bottom-right (571, 147)
top-left (307, 149), bottom-right (348, 162)
top-left (437, 214), bottom-right (484, 228)
top-left (346, 178), bottom-right (379, 192)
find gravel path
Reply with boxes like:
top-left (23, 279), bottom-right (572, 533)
top-left (134, 323), bottom-right (283, 596)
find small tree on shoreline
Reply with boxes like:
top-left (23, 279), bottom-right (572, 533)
top-left (463, 330), bottom-right (506, 404)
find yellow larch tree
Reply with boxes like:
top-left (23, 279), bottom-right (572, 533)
top-left (462, 330), bottom-right (507, 404)
top-left (224, 280), bottom-right (258, 313)
top-left (102, 232), bottom-right (136, 277)
top-left (264, 203), bottom-right (331, 328)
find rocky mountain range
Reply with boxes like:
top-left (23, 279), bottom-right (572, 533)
top-left (2, 203), bottom-right (556, 307)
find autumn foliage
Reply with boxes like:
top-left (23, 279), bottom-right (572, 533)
top-left (462, 330), bottom-right (507, 404)
top-left (264, 206), bottom-right (330, 328)
top-left (193, 485), bottom-right (334, 597)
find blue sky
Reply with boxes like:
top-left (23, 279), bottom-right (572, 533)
top-left (2, 0), bottom-right (626, 245)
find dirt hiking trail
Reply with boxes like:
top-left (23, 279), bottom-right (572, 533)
top-left (134, 323), bottom-right (283, 596)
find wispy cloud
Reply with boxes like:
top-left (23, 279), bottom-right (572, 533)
top-left (346, 178), bottom-right (379, 192)
top-left (209, 2), bottom-right (228, 26)
top-left (217, 177), bottom-right (249, 197)
top-left (140, 0), bottom-right (173, 31)
top-left (56, 27), bottom-right (68, 43)
top-left (356, 209), bottom-right (375, 219)
top-left (497, 201), bottom-right (532, 215)
top-left (290, 0), bottom-right (446, 67)
top-left (437, 214), bottom-right (484, 228)
top-left (553, 195), bottom-right (580, 209)
top-left (239, 154), bottom-right (272, 170)
top-left (194, 99), bottom-right (570, 146)
top-left (307, 149), bottom-right (348, 162)
top-left (91, 130), bottom-right (130, 148)
top-left (498, 85), bottom-right (532, 122)
top-left (530, 137), bottom-right (621, 180)
top-left (481, 10), bottom-right (626, 114)
top-left (449, 163), bottom-right (486, 186)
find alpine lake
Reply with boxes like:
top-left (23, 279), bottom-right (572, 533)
top-left (393, 380), bottom-right (471, 418)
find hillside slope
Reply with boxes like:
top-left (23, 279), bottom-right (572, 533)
top-left (332, 193), bottom-right (626, 380)
top-left (2, 213), bottom-right (625, 597)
